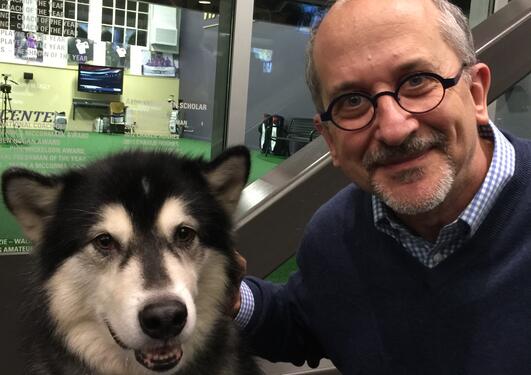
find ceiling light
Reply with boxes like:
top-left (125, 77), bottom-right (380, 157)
top-left (199, 0), bottom-right (211, 4)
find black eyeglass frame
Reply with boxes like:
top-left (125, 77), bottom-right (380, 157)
top-left (319, 65), bottom-right (467, 132)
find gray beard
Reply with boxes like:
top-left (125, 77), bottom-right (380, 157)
top-left (363, 130), bottom-right (456, 215)
top-left (372, 161), bottom-right (455, 215)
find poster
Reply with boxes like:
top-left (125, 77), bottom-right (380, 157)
top-left (67, 37), bottom-right (93, 64)
top-left (0, 29), bottom-right (15, 61)
top-left (14, 31), bottom-right (43, 62)
top-left (141, 50), bottom-right (178, 77)
top-left (105, 42), bottom-right (130, 68)
top-left (42, 34), bottom-right (67, 67)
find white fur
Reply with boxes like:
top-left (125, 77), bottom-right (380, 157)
top-left (156, 198), bottom-right (198, 240)
top-left (45, 199), bottom-right (234, 375)
top-left (182, 250), bottom-right (231, 362)
top-left (90, 204), bottom-right (134, 245)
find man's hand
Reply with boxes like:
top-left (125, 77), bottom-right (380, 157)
top-left (230, 250), bottom-right (247, 318)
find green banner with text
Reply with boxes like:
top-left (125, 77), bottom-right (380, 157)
top-left (0, 128), bottom-right (210, 255)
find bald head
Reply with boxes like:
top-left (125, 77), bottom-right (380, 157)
top-left (306, 0), bottom-right (476, 112)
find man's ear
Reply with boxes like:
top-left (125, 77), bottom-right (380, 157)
top-left (204, 146), bottom-right (250, 216)
top-left (469, 63), bottom-right (491, 124)
top-left (1, 168), bottom-right (63, 244)
top-left (314, 114), bottom-right (339, 166)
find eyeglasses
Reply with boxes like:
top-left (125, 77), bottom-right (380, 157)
top-left (319, 66), bottom-right (466, 132)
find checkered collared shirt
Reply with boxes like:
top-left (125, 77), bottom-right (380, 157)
top-left (237, 123), bottom-right (516, 327)
top-left (373, 122), bottom-right (515, 268)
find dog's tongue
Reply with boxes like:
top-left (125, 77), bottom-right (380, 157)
top-left (135, 345), bottom-right (183, 372)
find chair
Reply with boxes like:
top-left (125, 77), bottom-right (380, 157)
top-left (109, 101), bottom-right (126, 133)
top-left (272, 117), bottom-right (317, 156)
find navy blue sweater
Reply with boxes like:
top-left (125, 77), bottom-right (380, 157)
top-left (245, 133), bottom-right (531, 374)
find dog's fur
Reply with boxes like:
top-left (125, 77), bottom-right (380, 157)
top-left (1, 146), bottom-right (261, 375)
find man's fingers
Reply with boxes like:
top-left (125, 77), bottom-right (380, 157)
top-left (230, 250), bottom-right (247, 318)
top-left (234, 250), bottom-right (247, 280)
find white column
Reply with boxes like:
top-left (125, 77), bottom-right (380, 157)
top-left (226, 0), bottom-right (254, 147)
top-left (88, 0), bottom-right (102, 41)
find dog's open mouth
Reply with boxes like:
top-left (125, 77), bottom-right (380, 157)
top-left (105, 320), bottom-right (183, 372)
top-left (134, 345), bottom-right (183, 372)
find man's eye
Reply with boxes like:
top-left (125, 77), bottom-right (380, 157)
top-left (174, 226), bottom-right (196, 245)
top-left (92, 233), bottom-right (119, 253)
top-left (405, 76), bottom-right (426, 87)
top-left (345, 94), bottom-right (363, 107)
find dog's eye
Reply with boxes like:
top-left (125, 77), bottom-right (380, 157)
top-left (174, 226), bottom-right (196, 245)
top-left (93, 233), bottom-right (119, 253)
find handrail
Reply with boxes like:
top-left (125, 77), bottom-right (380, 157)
top-left (474, 0), bottom-right (531, 102)
top-left (235, 0), bottom-right (531, 279)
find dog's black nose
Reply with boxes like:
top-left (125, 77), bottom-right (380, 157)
top-left (139, 300), bottom-right (188, 340)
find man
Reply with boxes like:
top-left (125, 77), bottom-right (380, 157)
top-left (236, 0), bottom-right (531, 374)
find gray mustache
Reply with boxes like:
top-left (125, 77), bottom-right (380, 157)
top-left (362, 131), bottom-right (448, 172)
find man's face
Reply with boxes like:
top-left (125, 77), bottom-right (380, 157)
top-left (313, 0), bottom-right (491, 216)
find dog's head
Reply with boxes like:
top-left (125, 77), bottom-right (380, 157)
top-left (1, 146), bottom-right (250, 374)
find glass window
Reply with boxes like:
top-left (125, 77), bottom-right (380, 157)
top-left (100, 0), bottom-right (147, 45)
top-left (115, 9), bottom-right (124, 25)
top-left (244, 3), bottom-right (325, 159)
top-left (76, 21), bottom-right (87, 38)
top-left (126, 11), bottom-right (136, 27)
top-left (125, 28), bottom-right (136, 44)
top-left (138, 1), bottom-right (148, 12)
top-left (51, 0), bottom-right (64, 17)
top-left (31, 0), bottom-right (94, 36)
top-left (137, 12), bottom-right (147, 29)
top-left (102, 8), bottom-right (113, 25)
top-left (37, 16), bottom-right (49, 33)
top-left (0, 2), bottom-right (239, 283)
top-left (489, 73), bottom-right (531, 139)
top-left (136, 29), bottom-right (146, 46)
top-left (469, 0), bottom-right (513, 27)
top-left (113, 27), bottom-right (124, 43)
top-left (77, 4), bottom-right (88, 22)
top-left (49, 17), bottom-right (63, 35)
top-left (63, 19), bottom-right (75, 36)
top-left (64, 1), bottom-right (75, 19)
top-left (101, 25), bottom-right (112, 41)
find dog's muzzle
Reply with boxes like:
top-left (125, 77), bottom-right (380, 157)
top-left (134, 344), bottom-right (183, 372)
top-left (106, 298), bottom-right (188, 372)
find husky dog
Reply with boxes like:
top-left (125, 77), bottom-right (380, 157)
top-left (1, 146), bottom-right (261, 375)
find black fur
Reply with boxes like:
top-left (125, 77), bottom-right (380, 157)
top-left (2, 146), bottom-right (261, 375)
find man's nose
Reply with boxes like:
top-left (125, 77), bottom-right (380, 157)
top-left (372, 94), bottom-right (419, 146)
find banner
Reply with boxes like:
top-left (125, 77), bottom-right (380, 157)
top-left (0, 29), bottom-right (14, 60)
top-left (105, 42), bottom-right (130, 68)
top-left (67, 37), bottom-right (93, 63)
top-left (141, 50), bottom-right (178, 77)
top-left (14, 31), bottom-right (43, 62)
top-left (42, 34), bottom-right (67, 67)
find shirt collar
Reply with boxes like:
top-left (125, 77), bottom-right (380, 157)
top-left (373, 122), bottom-right (515, 236)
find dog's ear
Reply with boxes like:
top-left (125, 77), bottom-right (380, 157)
top-left (204, 146), bottom-right (250, 216)
top-left (1, 168), bottom-right (63, 244)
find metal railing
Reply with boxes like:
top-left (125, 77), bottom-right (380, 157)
top-left (235, 0), bottom-right (531, 279)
